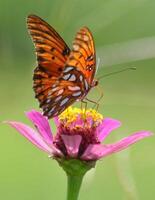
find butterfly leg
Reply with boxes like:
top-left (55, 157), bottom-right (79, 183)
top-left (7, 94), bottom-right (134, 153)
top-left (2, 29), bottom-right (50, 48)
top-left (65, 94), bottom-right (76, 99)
top-left (81, 99), bottom-right (87, 110)
top-left (96, 84), bottom-right (104, 106)
top-left (88, 85), bottom-right (104, 110)
top-left (85, 98), bottom-right (99, 110)
top-left (81, 100), bottom-right (88, 126)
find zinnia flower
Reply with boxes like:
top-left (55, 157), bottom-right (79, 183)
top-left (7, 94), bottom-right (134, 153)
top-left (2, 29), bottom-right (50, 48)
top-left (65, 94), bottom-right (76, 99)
top-left (6, 107), bottom-right (153, 200)
top-left (6, 107), bottom-right (152, 161)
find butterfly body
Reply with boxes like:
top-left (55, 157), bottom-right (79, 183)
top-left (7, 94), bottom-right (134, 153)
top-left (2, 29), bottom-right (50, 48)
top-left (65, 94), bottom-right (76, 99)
top-left (27, 14), bottom-right (97, 118)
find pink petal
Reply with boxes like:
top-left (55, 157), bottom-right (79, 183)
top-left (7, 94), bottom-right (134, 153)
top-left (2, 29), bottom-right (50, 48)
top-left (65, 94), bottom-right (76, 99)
top-left (103, 131), bottom-right (153, 156)
top-left (97, 118), bottom-right (121, 142)
top-left (48, 144), bottom-right (64, 157)
top-left (61, 135), bottom-right (82, 157)
top-left (26, 110), bottom-right (53, 145)
top-left (6, 121), bottom-right (54, 154)
top-left (82, 131), bottom-right (153, 160)
top-left (81, 144), bottom-right (106, 160)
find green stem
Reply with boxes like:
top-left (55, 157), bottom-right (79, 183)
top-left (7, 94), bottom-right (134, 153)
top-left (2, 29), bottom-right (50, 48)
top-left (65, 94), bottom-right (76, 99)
top-left (56, 159), bottom-right (96, 200)
top-left (67, 174), bottom-right (84, 200)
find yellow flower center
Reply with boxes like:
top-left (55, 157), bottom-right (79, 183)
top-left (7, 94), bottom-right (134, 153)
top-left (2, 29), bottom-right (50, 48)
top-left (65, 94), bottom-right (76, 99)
top-left (59, 107), bottom-right (103, 127)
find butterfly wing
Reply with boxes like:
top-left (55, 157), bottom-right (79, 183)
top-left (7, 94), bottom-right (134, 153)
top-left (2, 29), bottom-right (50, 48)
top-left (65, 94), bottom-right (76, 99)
top-left (27, 15), bottom-right (71, 117)
top-left (65, 26), bottom-right (96, 87)
top-left (41, 80), bottom-right (82, 118)
top-left (27, 15), bottom-right (70, 75)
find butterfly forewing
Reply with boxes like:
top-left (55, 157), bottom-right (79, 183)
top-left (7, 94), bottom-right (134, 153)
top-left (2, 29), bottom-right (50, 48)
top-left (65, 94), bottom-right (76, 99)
top-left (65, 27), bottom-right (96, 86)
top-left (27, 15), bottom-right (72, 117)
top-left (27, 15), bottom-right (70, 74)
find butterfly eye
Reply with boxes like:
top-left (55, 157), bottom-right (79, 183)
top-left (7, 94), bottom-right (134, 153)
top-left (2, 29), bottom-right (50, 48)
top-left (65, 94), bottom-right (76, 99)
top-left (86, 65), bottom-right (93, 71)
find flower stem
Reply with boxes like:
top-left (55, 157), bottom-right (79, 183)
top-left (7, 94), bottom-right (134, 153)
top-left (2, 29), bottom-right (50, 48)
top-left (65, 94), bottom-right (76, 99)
top-left (67, 174), bottom-right (84, 200)
top-left (57, 158), bottom-right (96, 200)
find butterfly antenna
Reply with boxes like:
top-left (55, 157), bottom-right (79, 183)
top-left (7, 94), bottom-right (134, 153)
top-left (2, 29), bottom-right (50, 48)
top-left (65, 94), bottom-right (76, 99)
top-left (97, 67), bottom-right (136, 80)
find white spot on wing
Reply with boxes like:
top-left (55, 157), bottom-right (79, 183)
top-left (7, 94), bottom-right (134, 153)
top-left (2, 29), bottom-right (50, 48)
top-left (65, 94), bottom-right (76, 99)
top-left (84, 79), bottom-right (89, 91)
top-left (60, 97), bottom-right (69, 106)
top-left (62, 73), bottom-right (71, 80)
top-left (46, 99), bottom-right (51, 103)
top-left (52, 84), bottom-right (57, 88)
top-left (68, 74), bottom-right (76, 81)
top-left (79, 75), bottom-right (83, 82)
top-left (63, 66), bottom-right (74, 73)
top-left (55, 95), bottom-right (62, 102)
top-left (72, 91), bottom-right (82, 97)
top-left (68, 86), bottom-right (80, 91)
top-left (48, 91), bottom-right (52, 96)
top-left (51, 87), bottom-right (59, 92)
top-left (73, 44), bottom-right (79, 51)
top-left (83, 35), bottom-right (89, 41)
top-left (48, 106), bottom-right (56, 115)
top-left (56, 89), bottom-right (64, 96)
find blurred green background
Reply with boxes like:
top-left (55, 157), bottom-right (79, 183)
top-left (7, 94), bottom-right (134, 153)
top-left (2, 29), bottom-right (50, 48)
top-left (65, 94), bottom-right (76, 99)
top-left (0, 0), bottom-right (155, 199)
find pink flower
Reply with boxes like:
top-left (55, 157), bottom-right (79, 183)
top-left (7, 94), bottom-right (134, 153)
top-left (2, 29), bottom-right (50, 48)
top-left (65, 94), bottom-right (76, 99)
top-left (6, 108), bottom-right (152, 161)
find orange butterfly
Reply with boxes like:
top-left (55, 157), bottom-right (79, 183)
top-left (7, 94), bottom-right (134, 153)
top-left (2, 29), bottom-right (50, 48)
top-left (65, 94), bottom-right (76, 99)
top-left (27, 14), bottom-right (98, 118)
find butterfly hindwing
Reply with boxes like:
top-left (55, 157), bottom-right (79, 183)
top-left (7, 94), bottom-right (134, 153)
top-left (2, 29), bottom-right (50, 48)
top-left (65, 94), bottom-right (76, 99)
top-left (41, 80), bottom-right (82, 118)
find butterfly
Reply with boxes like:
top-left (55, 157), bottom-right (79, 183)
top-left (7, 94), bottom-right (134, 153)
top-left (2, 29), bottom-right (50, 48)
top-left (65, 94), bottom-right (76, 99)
top-left (27, 14), bottom-right (98, 118)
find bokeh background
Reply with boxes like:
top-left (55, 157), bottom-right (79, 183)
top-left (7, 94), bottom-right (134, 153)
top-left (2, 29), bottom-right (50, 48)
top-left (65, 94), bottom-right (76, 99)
top-left (0, 0), bottom-right (155, 199)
